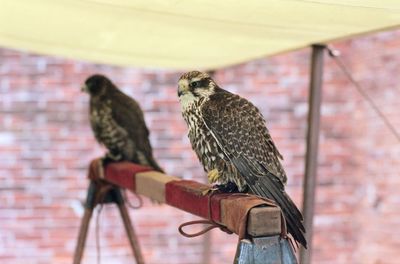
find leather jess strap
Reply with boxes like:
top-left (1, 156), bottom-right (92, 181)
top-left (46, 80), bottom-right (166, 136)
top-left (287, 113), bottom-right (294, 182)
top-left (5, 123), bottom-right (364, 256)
top-left (178, 192), bottom-right (287, 240)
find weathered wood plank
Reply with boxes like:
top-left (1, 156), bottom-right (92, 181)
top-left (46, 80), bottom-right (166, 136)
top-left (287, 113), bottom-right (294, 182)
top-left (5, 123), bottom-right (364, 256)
top-left (247, 207), bottom-right (281, 237)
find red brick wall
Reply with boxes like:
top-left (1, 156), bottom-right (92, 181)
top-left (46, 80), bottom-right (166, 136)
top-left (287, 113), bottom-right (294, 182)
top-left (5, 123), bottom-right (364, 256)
top-left (0, 29), bottom-right (399, 264)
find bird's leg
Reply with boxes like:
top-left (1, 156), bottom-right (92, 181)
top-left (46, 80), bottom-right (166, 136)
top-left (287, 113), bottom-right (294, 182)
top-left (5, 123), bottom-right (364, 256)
top-left (101, 156), bottom-right (114, 167)
top-left (201, 182), bottom-right (240, 196)
top-left (103, 152), bottom-right (122, 166)
top-left (207, 169), bottom-right (240, 192)
top-left (201, 185), bottom-right (220, 196)
top-left (201, 169), bottom-right (221, 195)
top-left (207, 168), bottom-right (220, 183)
top-left (98, 152), bottom-right (121, 178)
top-left (202, 170), bottom-right (240, 195)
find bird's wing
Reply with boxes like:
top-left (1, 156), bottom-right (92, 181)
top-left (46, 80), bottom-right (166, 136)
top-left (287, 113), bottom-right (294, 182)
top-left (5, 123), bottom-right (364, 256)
top-left (110, 90), bottom-right (149, 140)
top-left (201, 91), bottom-right (286, 182)
top-left (200, 91), bottom-right (306, 248)
top-left (109, 90), bottom-right (163, 172)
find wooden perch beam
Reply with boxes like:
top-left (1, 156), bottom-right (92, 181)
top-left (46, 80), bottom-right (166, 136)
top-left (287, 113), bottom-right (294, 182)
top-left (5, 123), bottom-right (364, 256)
top-left (88, 159), bottom-right (282, 238)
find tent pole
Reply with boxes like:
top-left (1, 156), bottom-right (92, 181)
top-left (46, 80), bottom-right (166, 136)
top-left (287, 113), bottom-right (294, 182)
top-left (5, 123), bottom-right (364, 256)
top-left (299, 44), bottom-right (325, 264)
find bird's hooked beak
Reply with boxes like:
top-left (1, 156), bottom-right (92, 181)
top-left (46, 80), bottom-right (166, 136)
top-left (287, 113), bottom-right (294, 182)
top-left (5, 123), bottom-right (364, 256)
top-left (81, 84), bottom-right (89, 93)
top-left (177, 79), bottom-right (189, 97)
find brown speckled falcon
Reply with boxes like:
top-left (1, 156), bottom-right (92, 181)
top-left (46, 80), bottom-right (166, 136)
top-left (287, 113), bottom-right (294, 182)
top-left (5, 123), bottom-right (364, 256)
top-left (82, 74), bottom-right (163, 172)
top-left (177, 71), bottom-right (306, 248)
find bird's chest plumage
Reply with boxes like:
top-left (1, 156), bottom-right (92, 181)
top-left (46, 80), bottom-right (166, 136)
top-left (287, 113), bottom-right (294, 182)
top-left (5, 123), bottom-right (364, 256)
top-left (182, 101), bottom-right (223, 172)
top-left (89, 99), bottom-right (129, 152)
top-left (90, 101), bottom-right (111, 130)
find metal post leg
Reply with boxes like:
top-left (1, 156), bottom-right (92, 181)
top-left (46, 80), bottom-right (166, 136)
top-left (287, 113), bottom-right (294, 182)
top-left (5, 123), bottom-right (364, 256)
top-left (234, 236), bottom-right (298, 264)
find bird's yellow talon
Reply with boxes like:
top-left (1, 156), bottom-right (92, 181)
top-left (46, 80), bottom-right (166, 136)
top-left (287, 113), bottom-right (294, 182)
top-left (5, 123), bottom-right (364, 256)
top-left (201, 188), bottom-right (212, 196)
top-left (201, 186), bottom-right (219, 196)
top-left (207, 169), bottom-right (219, 183)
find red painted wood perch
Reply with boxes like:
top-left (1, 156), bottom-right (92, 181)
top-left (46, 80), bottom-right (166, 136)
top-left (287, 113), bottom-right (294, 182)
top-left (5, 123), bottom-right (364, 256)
top-left (88, 159), bottom-right (284, 239)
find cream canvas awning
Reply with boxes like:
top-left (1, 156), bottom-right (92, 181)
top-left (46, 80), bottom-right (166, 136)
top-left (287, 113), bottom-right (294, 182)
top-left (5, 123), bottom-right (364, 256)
top-left (0, 0), bottom-right (399, 70)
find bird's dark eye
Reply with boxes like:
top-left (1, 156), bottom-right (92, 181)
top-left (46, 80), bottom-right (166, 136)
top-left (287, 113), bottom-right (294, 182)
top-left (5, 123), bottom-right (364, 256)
top-left (189, 81), bottom-right (200, 88)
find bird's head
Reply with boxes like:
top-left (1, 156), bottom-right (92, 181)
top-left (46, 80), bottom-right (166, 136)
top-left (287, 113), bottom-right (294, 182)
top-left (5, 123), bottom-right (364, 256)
top-left (81, 74), bottom-right (112, 96)
top-left (178, 71), bottom-right (217, 106)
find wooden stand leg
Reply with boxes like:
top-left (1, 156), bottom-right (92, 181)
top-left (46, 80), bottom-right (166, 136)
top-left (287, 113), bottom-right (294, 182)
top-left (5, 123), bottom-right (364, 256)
top-left (73, 181), bottom-right (145, 264)
top-left (73, 208), bottom-right (94, 264)
top-left (118, 203), bottom-right (145, 264)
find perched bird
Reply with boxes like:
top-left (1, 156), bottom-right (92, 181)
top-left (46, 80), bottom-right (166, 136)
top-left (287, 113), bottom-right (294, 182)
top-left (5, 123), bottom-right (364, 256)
top-left (177, 71), bottom-right (306, 248)
top-left (82, 74), bottom-right (163, 172)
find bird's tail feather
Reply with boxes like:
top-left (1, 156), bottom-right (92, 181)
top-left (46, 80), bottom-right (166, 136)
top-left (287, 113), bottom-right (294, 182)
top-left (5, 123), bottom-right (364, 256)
top-left (134, 150), bottom-right (164, 173)
top-left (232, 157), bottom-right (307, 248)
top-left (147, 157), bottom-right (164, 173)
top-left (252, 176), bottom-right (307, 248)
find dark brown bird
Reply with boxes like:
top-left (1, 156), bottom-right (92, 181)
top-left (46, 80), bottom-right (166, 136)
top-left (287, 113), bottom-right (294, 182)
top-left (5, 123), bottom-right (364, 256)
top-left (82, 74), bottom-right (163, 172)
top-left (177, 71), bottom-right (306, 248)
